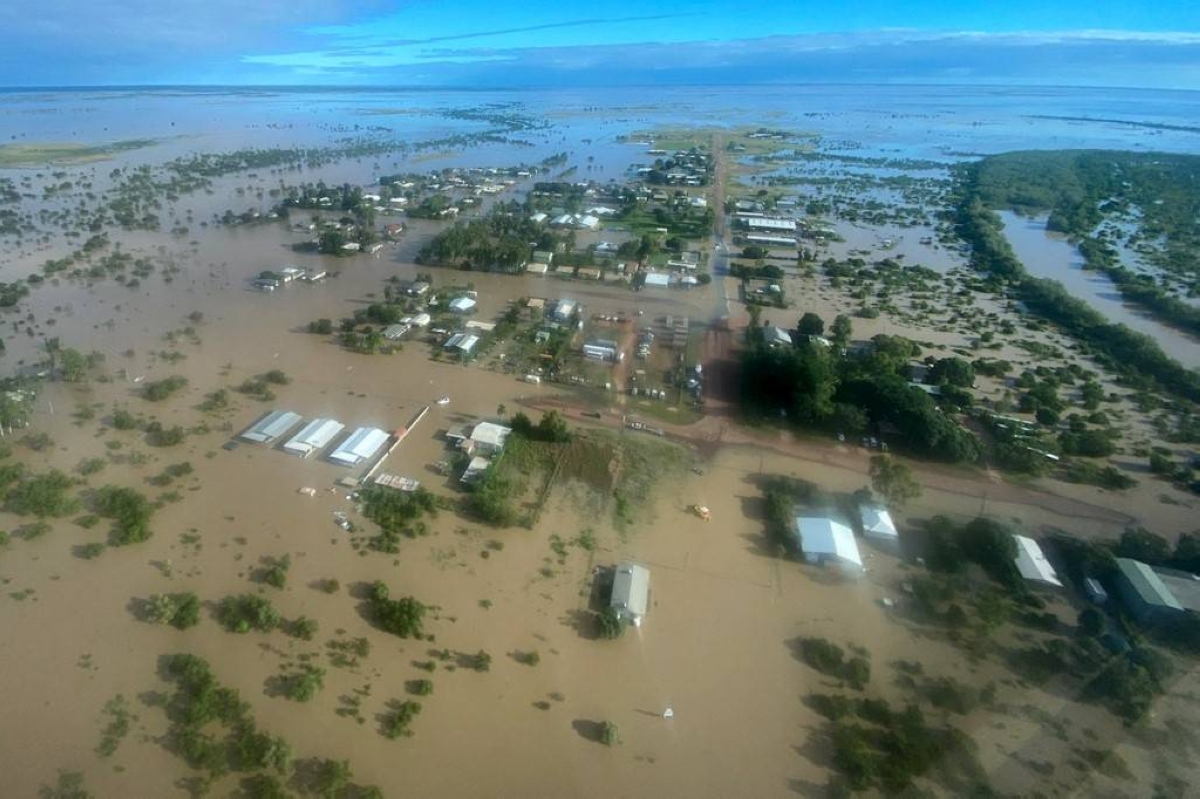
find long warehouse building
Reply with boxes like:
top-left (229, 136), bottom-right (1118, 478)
top-left (283, 418), bottom-right (345, 458)
top-left (328, 427), bottom-right (390, 467)
top-left (240, 410), bottom-right (302, 444)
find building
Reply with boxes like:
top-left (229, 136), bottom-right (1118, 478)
top-left (460, 456), bottom-right (491, 484)
top-left (526, 262), bottom-right (549, 275)
top-left (794, 516), bottom-right (863, 576)
top-left (1013, 535), bottom-right (1063, 588)
top-left (1115, 558), bottom-right (1186, 624)
top-left (553, 299), bottom-right (577, 322)
top-left (532, 250), bottom-right (555, 265)
top-left (1152, 567), bottom-right (1200, 614)
top-left (746, 234), bottom-right (797, 247)
top-left (860, 505), bottom-right (898, 545)
top-left (404, 281), bottom-right (430, 298)
top-left (469, 422), bottom-right (511, 455)
top-left (283, 418), bottom-right (345, 458)
top-left (328, 427), bottom-right (390, 467)
top-left (583, 340), bottom-right (621, 362)
top-left (610, 563), bottom-right (651, 627)
top-left (576, 214), bottom-right (601, 231)
top-left (745, 217), bottom-right (797, 232)
top-left (643, 272), bottom-right (670, 288)
top-left (408, 313), bottom-right (431, 328)
top-left (448, 296), bottom-right (477, 313)
top-left (240, 410), bottom-right (302, 444)
top-left (383, 324), bottom-right (409, 341)
top-left (443, 333), bottom-right (480, 356)
top-left (278, 266), bottom-right (305, 283)
top-left (529, 212), bottom-right (549, 224)
top-left (764, 325), bottom-right (793, 348)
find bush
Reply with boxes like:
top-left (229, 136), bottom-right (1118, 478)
top-left (599, 721), bottom-right (619, 746)
top-left (406, 679), bottom-right (433, 696)
top-left (382, 701), bottom-right (422, 739)
top-left (143, 375), bottom-right (188, 402)
top-left (112, 409), bottom-right (138, 430)
top-left (262, 370), bottom-right (290, 385)
top-left (367, 581), bottom-right (426, 638)
top-left (6, 469), bottom-right (80, 517)
top-left (93, 485), bottom-right (154, 545)
top-left (148, 592), bottom-right (201, 629)
top-left (217, 594), bottom-right (280, 633)
top-left (798, 638), bottom-right (871, 689)
top-left (597, 607), bottom-right (625, 639)
top-left (288, 616), bottom-right (318, 641)
top-left (280, 665), bottom-right (325, 702)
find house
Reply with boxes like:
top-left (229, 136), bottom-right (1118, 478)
top-left (1013, 535), bottom-right (1063, 588)
top-left (530, 212), bottom-right (549, 224)
top-left (610, 563), bottom-right (651, 627)
top-left (278, 266), bottom-right (305, 283)
top-left (305, 268), bottom-right (328, 282)
top-left (469, 422), bottom-right (511, 455)
top-left (1152, 567), bottom-right (1200, 615)
top-left (860, 505), bottom-right (898, 545)
top-left (576, 214), bottom-right (601, 231)
top-left (461, 456), bottom-right (491, 483)
top-left (577, 267), bottom-right (601, 281)
top-left (795, 516), bottom-right (863, 576)
top-left (745, 234), bottom-right (797, 247)
top-left (553, 299), bottom-right (577, 322)
top-left (383, 324), bottom-right (409, 341)
top-left (526, 262), bottom-right (549, 275)
top-left (443, 333), bottom-right (480, 356)
top-left (764, 325), bottom-right (794, 348)
top-left (328, 427), bottom-right (390, 467)
top-left (745, 217), bottom-right (796, 232)
top-left (341, 242), bottom-right (362, 252)
top-left (408, 313), bottom-right (431, 328)
top-left (532, 250), bottom-right (555, 265)
top-left (448, 296), bottom-right (477, 313)
top-left (240, 410), bottom-right (302, 444)
top-left (283, 418), bottom-right (345, 458)
top-left (1115, 558), bottom-right (1186, 624)
top-left (583, 340), bottom-right (621, 362)
top-left (404, 281), bottom-right (430, 298)
top-left (643, 272), bottom-right (670, 289)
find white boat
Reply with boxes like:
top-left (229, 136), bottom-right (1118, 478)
top-left (435, 395), bottom-right (450, 406)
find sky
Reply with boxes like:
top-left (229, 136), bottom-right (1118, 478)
top-left (1, 1), bottom-right (1198, 88)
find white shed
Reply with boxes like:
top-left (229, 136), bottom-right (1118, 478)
top-left (283, 418), bottom-right (344, 458)
top-left (860, 505), bottom-right (899, 543)
top-left (1013, 535), bottom-right (1063, 588)
top-left (328, 427), bottom-right (390, 467)
top-left (448, 297), bottom-right (477, 313)
top-left (795, 516), bottom-right (863, 575)
top-left (610, 563), bottom-right (651, 626)
top-left (240, 410), bottom-right (302, 444)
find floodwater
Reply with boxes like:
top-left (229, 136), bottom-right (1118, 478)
top-left (998, 210), bottom-right (1200, 366)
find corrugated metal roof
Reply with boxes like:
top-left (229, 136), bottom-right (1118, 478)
top-left (240, 410), bottom-right (302, 444)
top-left (329, 427), bottom-right (389, 466)
top-left (1013, 535), bottom-right (1062, 587)
top-left (1117, 558), bottom-right (1183, 611)
top-left (795, 517), bottom-right (863, 568)
top-left (284, 418), bottom-right (344, 457)
top-left (611, 563), bottom-right (650, 618)
top-left (860, 505), bottom-right (898, 539)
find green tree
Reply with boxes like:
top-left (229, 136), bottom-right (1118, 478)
top-left (831, 314), bottom-right (853, 347)
top-left (929, 357), bottom-right (974, 388)
top-left (868, 456), bottom-right (922, 509)
top-left (796, 312), bottom-right (825, 337)
top-left (58, 348), bottom-right (87, 382)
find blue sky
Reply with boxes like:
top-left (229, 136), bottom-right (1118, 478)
top-left (1, 1), bottom-right (1198, 87)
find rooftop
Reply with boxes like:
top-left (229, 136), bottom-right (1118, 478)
top-left (611, 563), bottom-right (651, 618)
top-left (1013, 535), bottom-right (1062, 587)
top-left (860, 505), bottom-right (898, 539)
top-left (1116, 558), bottom-right (1184, 612)
top-left (795, 516), bottom-right (862, 567)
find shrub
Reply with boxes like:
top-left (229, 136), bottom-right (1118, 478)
top-left (382, 700), bottom-right (422, 739)
top-left (216, 594), bottom-right (280, 633)
top-left (147, 592), bottom-right (201, 629)
top-left (288, 616), bottom-right (318, 641)
top-left (599, 721), bottom-right (619, 746)
top-left (6, 469), bottom-right (80, 517)
top-left (280, 665), bottom-right (325, 702)
top-left (406, 679), bottom-right (433, 696)
top-left (143, 375), bottom-right (188, 402)
top-left (367, 581), bottom-right (426, 638)
top-left (112, 409), bottom-right (138, 430)
top-left (597, 607), bottom-right (625, 639)
top-left (93, 485), bottom-right (154, 545)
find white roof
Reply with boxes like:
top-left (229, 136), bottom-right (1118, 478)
top-left (527, 262), bottom-right (549, 274)
top-left (643, 272), bottom-right (670, 288)
top-left (611, 562), bottom-right (650, 618)
top-left (1013, 535), bottom-right (1062, 587)
top-left (746, 217), bottom-right (796, 231)
top-left (795, 517), bottom-right (863, 568)
top-left (240, 410), bottom-right (302, 444)
top-left (329, 427), bottom-right (390, 466)
top-left (471, 421), bottom-right (511, 449)
top-left (444, 333), bottom-right (480, 353)
top-left (860, 505), bottom-right (898, 539)
top-left (530, 212), bottom-right (548, 223)
top-left (410, 313), bottom-right (431, 327)
top-left (383, 324), bottom-right (408, 340)
top-left (765, 325), bottom-right (793, 346)
top-left (448, 296), bottom-right (477, 312)
top-left (461, 456), bottom-right (491, 483)
top-left (283, 418), bottom-right (345, 457)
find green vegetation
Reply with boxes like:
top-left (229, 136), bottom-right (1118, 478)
top-left (381, 700), bottom-right (422, 739)
top-left (95, 694), bottom-right (134, 758)
top-left (93, 485), bottom-right (155, 545)
top-left (142, 375), bottom-right (188, 402)
top-left (596, 607), bottom-right (626, 639)
top-left (406, 679), bottom-right (434, 696)
top-left (38, 770), bottom-right (92, 799)
top-left (147, 592), bottom-right (201, 630)
top-left (216, 594), bottom-right (281, 633)
top-left (795, 638), bottom-right (871, 690)
top-left (599, 721), bottom-right (620, 747)
top-left (955, 155), bottom-right (1200, 404)
top-left (261, 554), bottom-right (291, 589)
top-left (366, 581), bottom-right (426, 638)
top-left (277, 665), bottom-right (325, 702)
top-left (868, 455), bottom-right (922, 508)
top-left (359, 485), bottom-right (438, 551)
top-left (0, 139), bottom-right (158, 167)
top-left (6, 469), bottom-right (80, 518)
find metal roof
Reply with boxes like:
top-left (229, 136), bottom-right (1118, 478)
top-left (1013, 535), bottom-right (1062, 587)
top-left (1116, 558), bottom-right (1184, 611)
top-left (795, 516), bottom-right (863, 567)
top-left (283, 418), bottom-right (344, 457)
top-left (860, 505), bottom-right (898, 539)
top-left (470, 422), bottom-right (511, 449)
top-left (611, 563), bottom-right (650, 619)
top-left (329, 427), bottom-right (389, 466)
top-left (240, 410), bottom-right (302, 444)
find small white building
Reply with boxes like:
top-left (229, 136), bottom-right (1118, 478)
top-left (795, 516), bottom-right (863, 576)
top-left (764, 325), bottom-right (793, 348)
top-left (469, 422), bottom-right (511, 454)
top-left (460, 456), bottom-right (491, 484)
top-left (860, 505), bottom-right (899, 545)
top-left (530, 212), bottom-right (549, 224)
top-left (443, 333), bottom-right (480, 355)
top-left (576, 214), bottom-right (601, 231)
top-left (643, 272), bottom-right (670, 289)
top-left (283, 418), bottom-right (345, 458)
top-left (448, 296), bottom-right (477, 313)
top-left (527, 262), bottom-right (549, 275)
top-left (610, 562), bottom-right (651, 627)
top-left (240, 410), bottom-right (302, 444)
top-left (409, 313), bottom-right (431, 328)
top-left (1013, 535), bottom-right (1063, 588)
top-left (328, 427), bottom-right (390, 467)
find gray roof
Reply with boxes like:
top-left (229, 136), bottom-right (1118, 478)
top-left (240, 410), bottom-right (302, 444)
top-left (1154, 568), bottom-right (1200, 613)
top-left (611, 563), bottom-right (650, 618)
top-left (1116, 558), bottom-right (1184, 612)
